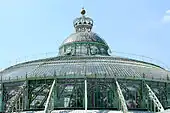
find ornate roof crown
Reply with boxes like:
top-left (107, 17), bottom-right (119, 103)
top-left (73, 8), bottom-right (93, 32)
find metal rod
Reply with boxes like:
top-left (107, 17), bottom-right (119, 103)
top-left (115, 79), bottom-right (128, 113)
top-left (44, 80), bottom-right (56, 113)
top-left (85, 79), bottom-right (87, 112)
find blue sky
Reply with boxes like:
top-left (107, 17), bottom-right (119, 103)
top-left (0, 0), bottom-right (170, 69)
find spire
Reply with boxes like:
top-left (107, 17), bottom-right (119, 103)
top-left (73, 8), bottom-right (93, 32)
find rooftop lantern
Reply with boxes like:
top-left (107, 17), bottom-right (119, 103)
top-left (59, 8), bottom-right (109, 56)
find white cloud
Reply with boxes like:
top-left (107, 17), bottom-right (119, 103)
top-left (166, 10), bottom-right (170, 14)
top-left (162, 10), bottom-right (170, 24)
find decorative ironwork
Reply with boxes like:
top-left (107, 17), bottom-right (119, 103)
top-left (145, 83), bottom-right (164, 112)
top-left (115, 79), bottom-right (128, 113)
top-left (5, 82), bottom-right (26, 113)
top-left (0, 8), bottom-right (170, 113)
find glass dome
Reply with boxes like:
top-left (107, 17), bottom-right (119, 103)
top-left (62, 32), bottom-right (108, 46)
top-left (59, 9), bottom-right (109, 56)
top-left (0, 8), bottom-right (170, 113)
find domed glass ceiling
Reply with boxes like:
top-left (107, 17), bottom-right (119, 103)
top-left (59, 8), bottom-right (109, 56)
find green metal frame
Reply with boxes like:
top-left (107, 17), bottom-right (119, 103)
top-left (0, 77), bottom-right (169, 112)
top-left (44, 79), bottom-right (56, 113)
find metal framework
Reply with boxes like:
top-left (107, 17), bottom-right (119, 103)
top-left (115, 79), bottom-right (128, 113)
top-left (5, 82), bottom-right (26, 113)
top-left (0, 77), bottom-right (169, 113)
top-left (44, 79), bottom-right (56, 113)
top-left (0, 8), bottom-right (170, 113)
top-left (145, 83), bottom-right (164, 112)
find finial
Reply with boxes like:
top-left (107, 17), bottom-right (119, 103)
top-left (81, 8), bottom-right (86, 15)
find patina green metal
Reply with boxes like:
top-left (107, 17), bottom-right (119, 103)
top-left (0, 8), bottom-right (170, 113)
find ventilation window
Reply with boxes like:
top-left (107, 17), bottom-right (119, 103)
top-left (84, 22), bottom-right (87, 24)
top-left (79, 22), bottom-right (82, 24)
